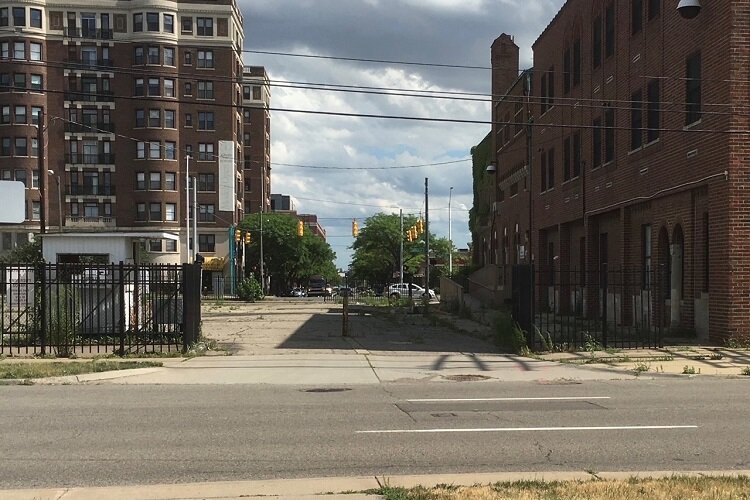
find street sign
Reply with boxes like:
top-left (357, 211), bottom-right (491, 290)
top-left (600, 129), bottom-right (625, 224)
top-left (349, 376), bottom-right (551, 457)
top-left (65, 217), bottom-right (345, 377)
top-left (0, 181), bottom-right (25, 223)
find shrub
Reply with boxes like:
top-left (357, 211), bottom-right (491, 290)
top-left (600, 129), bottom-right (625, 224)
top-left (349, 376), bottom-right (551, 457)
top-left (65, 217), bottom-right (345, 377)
top-left (493, 309), bottom-right (527, 354)
top-left (237, 276), bottom-right (264, 302)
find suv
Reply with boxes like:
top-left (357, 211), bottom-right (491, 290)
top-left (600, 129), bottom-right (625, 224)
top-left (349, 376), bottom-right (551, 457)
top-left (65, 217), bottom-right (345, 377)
top-left (387, 283), bottom-right (436, 300)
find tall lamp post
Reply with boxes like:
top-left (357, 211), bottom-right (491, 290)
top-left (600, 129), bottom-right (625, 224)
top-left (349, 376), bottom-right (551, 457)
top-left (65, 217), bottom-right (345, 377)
top-left (448, 186), bottom-right (454, 276)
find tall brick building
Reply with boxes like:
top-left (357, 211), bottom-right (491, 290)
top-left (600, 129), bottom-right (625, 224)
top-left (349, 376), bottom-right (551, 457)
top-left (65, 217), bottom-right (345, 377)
top-left (0, 0), bottom-right (271, 274)
top-left (474, 1), bottom-right (750, 343)
top-left (242, 66), bottom-right (270, 215)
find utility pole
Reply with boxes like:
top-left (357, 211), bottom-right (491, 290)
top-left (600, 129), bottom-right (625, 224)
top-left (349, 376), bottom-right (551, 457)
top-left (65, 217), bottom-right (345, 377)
top-left (424, 177), bottom-right (430, 313)
top-left (192, 176), bottom-right (197, 263)
top-left (448, 186), bottom-right (453, 276)
top-left (185, 155), bottom-right (191, 263)
top-left (37, 109), bottom-right (45, 237)
top-left (399, 209), bottom-right (404, 284)
top-left (259, 162), bottom-right (266, 295)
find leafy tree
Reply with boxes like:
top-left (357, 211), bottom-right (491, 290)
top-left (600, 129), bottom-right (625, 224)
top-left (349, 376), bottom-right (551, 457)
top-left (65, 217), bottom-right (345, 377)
top-left (0, 240), bottom-right (42, 264)
top-left (240, 213), bottom-right (337, 291)
top-left (350, 213), bottom-right (453, 288)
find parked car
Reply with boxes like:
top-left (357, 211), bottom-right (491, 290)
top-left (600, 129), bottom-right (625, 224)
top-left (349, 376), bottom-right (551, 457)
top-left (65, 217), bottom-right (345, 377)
top-left (387, 283), bottom-right (436, 300)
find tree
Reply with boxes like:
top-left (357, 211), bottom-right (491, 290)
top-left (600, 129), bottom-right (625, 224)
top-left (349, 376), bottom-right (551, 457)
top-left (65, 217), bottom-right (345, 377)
top-left (350, 213), bottom-right (451, 288)
top-left (239, 213), bottom-right (337, 292)
top-left (0, 240), bottom-right (42, 264)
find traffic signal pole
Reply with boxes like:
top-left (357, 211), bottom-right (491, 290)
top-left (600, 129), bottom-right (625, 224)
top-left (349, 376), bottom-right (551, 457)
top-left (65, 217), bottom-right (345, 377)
top-left (399, 209), bottom-right (404, 284)
top-left (424, 177), bottom-right (430, 315)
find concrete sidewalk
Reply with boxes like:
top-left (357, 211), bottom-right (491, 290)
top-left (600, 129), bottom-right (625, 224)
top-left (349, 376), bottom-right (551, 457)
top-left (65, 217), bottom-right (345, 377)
top-left (5, 470), bottom-right (750, 500)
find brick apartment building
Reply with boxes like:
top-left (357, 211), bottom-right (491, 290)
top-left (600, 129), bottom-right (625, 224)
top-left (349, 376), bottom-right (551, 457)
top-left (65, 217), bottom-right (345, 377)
top-left (473, 1), bottom-right (750, 343)
top-left (0, 0), bottom-right (270, 275)
top-left (242, 65), bottom-right (270, 215)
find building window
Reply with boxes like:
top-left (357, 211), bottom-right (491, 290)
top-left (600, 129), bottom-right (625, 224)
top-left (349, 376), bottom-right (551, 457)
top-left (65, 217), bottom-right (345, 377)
top-left (631, 89), bottom-right (643, 150)
top-left (148, 109), bottom-right (160, 127)
top-left (32, 201), bottom-right (40, 220)
top-left (198, 204), bottom-right (215, 222)
top-left (31, 106), bottom-right (41, 124)
top-left (15, 168), bottom-right (26, 185)
top-left (133, 13), bottom-right (143, 32)
top-left (30, 75), bottom-right (42, 91)
top-left (165, 141), bottom-right (176, 160)
top-left (164, 79), bottom-right (175, 97)
top-left (647, 79), bottom-right (660, 142)
top-left (641, 224), bottom-right (652, 289)
top-left (165, 110), bottom-right (175, 128)
top-left (197, 80), bottom-right (214, 99)
top-left (591, 16), bottom-right (602, 68)
top-left (149, 171), bottom-right (160, 190)
top-left (185, 113), bottom-right (192, 127)
top-left (166, 239), bottom-right (177, 252)
top-left (573, 132), bottom-right (581, 178)
top-left (148, 78), bottom-right (160, 96)
top-left (1, 42), bottom-right (7, 59)
top-left (573, 39), bottom-right (581, 86)
top-left (605, 4), bottom-right (615, 58)
top-left (14, 73), bottom-right (25, 91)
top-left (164, 14), bottom-right (174, 33)
top-left (197, 50), bottom-right (213, 68)
top-left (135, 109), bottom-right (145, 127)
top-left (198, 143), bottom-right (214, 161)
top-left (182, 16), bottom-right (192, 33)
top-left (593, 117), bottom-right (602, 168)
top-left (198, 112), bottom-right (214, 130)
top-left (136, 142), bottom-right (146, 159)
top-left (30, 8), bottom-right (42, 28)
top-left (136, 172), bottom-right (146, 190)
top-left (184, 82), bottom-right (193, 96)
top-left (14, 105), bottom-right (26, 123)
top-left (198, 234), bottom-right (215, 252)
top-left (164, 47), bottom-right (175, 66)
top-left (604, 108), bottom-right (615, 163)
top-left (1, 106), bottom-right (8, 124)
top-left (149, 202), bottom-right (161, 221)
top-left (13, 42), bottom-right (25, 60)
top-left (547, 148), bottom-right (555, 189)
top-left (540, 73), bottom-right (548, 114)
top-left (149, 142), bottom-right (160, 159)
top-left (0, 8), bottom-right (7, 27)
top-left (632, 0), bottom-right (643, 34)
top-left (1, 138), bottom-right (10, 156)
top-left (12, 7), bottom-right (25, 26)
top-left (198, 173), bottom-right (215, 191)
top-left (135, 78), bottom-right (144, 96)
top-left (15, 137), bottom-right (27, 156)
top-left (147, 46), bottom-right (159, 64)
top-left (184, 51), bottom-right (192, 66)
top-left (29, 42), bottom-right (41, 61)
top-left (136, 203), bottom-right (146, 220)
top-left (686, 52), bottom-right (701, 125)
top-left (703, 213), bottom-right (709, 292)
top-left (563, 136), bottom-right (571, 180)
top-left (197, 17), bottom-right (213, 36)
top-left (648, 0), bottom-right (661, 20)
top-left (146, 12), bottom-right (159, 31)
top-left (134, 47), bottom-right (144, 65)
top-left (165, 203), bottom-right (176, 222)
top-left (165, 172), bottom-right (176, 190)
top-left (149, 240), bottom-right (162, 252)
top-left (563, 48), bottom-right (571, 95)
top-left (253, 86), bottom-right (262, 100)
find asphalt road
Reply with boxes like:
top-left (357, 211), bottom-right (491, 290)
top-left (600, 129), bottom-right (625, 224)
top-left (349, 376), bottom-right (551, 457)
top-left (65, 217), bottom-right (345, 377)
top-left (1, 378), bottom-right (748, 489)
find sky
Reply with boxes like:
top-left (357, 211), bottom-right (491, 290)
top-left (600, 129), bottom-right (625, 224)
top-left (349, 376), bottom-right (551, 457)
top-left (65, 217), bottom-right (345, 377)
top-left (239, 0), bottom-right (566, 270)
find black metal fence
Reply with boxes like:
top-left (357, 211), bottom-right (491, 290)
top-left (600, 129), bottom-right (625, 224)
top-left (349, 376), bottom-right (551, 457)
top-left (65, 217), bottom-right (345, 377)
top-left (0, 262), bottom-right (202, 356)
top-left (515, 264), bottom-right (665, 351)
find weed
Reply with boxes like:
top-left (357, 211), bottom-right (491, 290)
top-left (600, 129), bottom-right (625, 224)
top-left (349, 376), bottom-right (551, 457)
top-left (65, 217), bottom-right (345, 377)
top-left (741, 367), bottom-right (750, 376)
top-left (726, 336), bottom-right (750, 349)
top-left (709, 353), bottom-right (724, 360)
top-left (633, 362), bottom-right (650, 374)
top-left (584, 333), bottom-right (604, 353)
top-left (682, 365), bottom-right (697, 375)
top-left (493, 310), bottom-right (527, 354)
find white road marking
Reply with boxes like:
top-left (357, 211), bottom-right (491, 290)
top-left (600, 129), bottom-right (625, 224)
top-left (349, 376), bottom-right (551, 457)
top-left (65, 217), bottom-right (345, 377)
top-left (357, 425), bottom-right (698, 434)
top-left (406, 397), bottom-right (611, 402)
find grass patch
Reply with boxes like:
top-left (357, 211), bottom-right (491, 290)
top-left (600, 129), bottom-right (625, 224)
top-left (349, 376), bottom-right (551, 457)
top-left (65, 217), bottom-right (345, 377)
top-left (374, 476), bottom-right (750, 500)
top-left (0, 360), bottom-right (162, 380)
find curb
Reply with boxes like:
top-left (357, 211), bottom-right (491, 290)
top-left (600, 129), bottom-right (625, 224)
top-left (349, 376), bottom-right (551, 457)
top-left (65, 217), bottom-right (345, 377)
top-left (3, 470), bottom-right (750, 500)
top-left (0, 367), bottom-right (165, 386)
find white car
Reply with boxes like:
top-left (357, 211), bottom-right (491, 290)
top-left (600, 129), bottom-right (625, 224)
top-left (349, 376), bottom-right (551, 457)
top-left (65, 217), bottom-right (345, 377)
top-left (387, 283), bottom-right (436, 300)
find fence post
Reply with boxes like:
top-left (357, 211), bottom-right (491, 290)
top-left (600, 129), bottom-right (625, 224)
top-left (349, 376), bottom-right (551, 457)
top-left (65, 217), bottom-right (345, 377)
top-left (118, 262), bottom-right (126, 356)
top-left (342, 291), bottom-right (349, 337)
top-left (658, 263), bottom-right (665, 348)
top-left (601, 262), bottom-right (608, 348)
top-left (38, 263), bottom-right (47, 355)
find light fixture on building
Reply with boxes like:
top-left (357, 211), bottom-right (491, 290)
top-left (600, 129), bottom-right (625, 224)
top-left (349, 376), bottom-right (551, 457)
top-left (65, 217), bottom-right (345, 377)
top-left (677, 0), bottom-right (701, 19)
top-left (486, 163), bottom-right (497, 174)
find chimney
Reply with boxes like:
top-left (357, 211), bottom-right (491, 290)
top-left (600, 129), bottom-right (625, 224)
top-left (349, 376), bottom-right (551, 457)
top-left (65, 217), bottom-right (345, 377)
top-left (491, 34), bottom-right (520, 100)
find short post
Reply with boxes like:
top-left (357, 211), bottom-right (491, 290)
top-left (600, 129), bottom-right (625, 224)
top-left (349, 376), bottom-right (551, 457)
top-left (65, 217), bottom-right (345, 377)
top-left (118, 262), bottom-right (126, 356)
top-left (601, 262), bottom-right (608, 348)
top-left (38, 262), bottom-right (47, 355)
top-left (342, 291), bottom-right (349, 337)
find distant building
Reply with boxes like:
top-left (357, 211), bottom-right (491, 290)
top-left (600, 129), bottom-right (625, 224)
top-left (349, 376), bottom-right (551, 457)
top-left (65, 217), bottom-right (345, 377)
top-left (242, 66), bottom-right (271, 215)
top-left (298, 214), bottom-right (326, 240)
top-left (270, 194), bottom-right (295, 212)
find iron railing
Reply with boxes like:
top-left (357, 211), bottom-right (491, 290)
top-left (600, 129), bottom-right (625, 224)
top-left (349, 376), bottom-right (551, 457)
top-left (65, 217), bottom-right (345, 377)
top-left (0, 262), bottom-right (202, 356)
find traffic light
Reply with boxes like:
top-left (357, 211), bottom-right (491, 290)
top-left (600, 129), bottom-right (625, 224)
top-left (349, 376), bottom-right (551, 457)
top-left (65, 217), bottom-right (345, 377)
top-left (244, 232), bottom-right (251, 245)
top-left (410, 227), bottom-right (417, 241)
top-left (352, 219), bottom-right (359, 238)
top-left (297, 220), bottom-right (304, 237)
top-left (406, 230), bottom-right (413, 242)
top-left (234, 228), bottom-right (241, 242)
top-left (417, 218), bottom-right (424, 234)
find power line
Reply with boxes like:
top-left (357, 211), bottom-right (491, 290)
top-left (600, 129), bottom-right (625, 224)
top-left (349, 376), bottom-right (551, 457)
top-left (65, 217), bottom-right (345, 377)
top-left (274, 159), bottom-right (470, 170)
top-left (243, 49), bottom-right (491, 71)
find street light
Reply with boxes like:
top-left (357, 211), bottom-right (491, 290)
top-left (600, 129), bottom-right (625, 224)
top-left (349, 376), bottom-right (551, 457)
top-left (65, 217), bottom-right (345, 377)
top-left (448, 186), bottom-right (454, 276)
